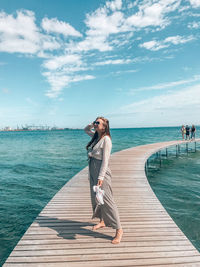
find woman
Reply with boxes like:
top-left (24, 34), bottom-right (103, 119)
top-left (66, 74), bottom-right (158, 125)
top-left (191, 125), bottom-right (196, 140)
top-left (181, 125), bottom-right (185, 140)
top-left (84, 117), bottom-right (123, 244)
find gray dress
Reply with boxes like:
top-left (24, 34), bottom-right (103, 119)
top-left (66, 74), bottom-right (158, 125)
top-left (88, 148), bottom-right (121, 230)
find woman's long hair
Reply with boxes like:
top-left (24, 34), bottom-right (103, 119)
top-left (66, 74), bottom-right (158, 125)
top-left (86, 117), bottom-right (111, 150)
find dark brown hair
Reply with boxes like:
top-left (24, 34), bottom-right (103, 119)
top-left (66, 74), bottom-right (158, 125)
top-left (86, 116), bottom-right (111, 150)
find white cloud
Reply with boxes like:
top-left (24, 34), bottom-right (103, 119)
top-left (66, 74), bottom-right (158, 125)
top-left (69, 35), bottom-right (112, 52)
top-left (85, 7), bottom-right (124, 37)
top-left (0, 10), bottom-right (40, 53)
top-left (44, 72), bottom-right (70, 98)
top-left (188, 21), bottom-right (200, 29)
top-left (110, 32), bottom-right (134, 47)
top-left (43, 54), bottom-right (82, 70)
top-left (131, 56), bottom-right (161, 63)
top-left (40, 35), bottom-right (61, 51)
top-left (44, 72), bottom-right (95, 98)
top-left (140, 35), bottom-right (194, 51)
top-left (61, 65), bottom-right (91, 73)
top-left (112, 69), bottom-right (139, 75)
top-left (41, 53), bottom-right (94, 97)
top-left (165, 35), bottom-right (194, 44)
top-left (106, 0), bottom-right (122, 11)
top-left (122, 83), bottom-right (200, 112)
top-left (130, 75), bottom-right (200, 92)
top-left (41, 17), bottom-right (82, 37)
top-left (0, 10), bottom-right (61, 54)
top-left (125, 0), bottom-right (181, 29)
top-left (126, 4), bottom-right (166, 28)
top-left (189, 0), bottom-right (200, 8)
top-left (0, 10), bottom-right (37, 41)
top-left (71, 74), bottom-right (95, 83)
top-left (178, 5), bottom-right (191, 12)
top-left (140, 40), bottom-right (168, 51)
top-left (73, 0), bottom-right (183, 55)
top-left (94, 58), bottom-right (131, 66)
top-left (36, 51), bottom-right (52, 58)
top-left (108, 83), bottom-right (200, 127)
top-left (73, 1), bottom-right (127, 53)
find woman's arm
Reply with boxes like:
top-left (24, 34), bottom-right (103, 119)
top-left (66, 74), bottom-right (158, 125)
top-left (84, 123), bottom-right (95, 137)
top-left (98, 136), bottom-right (112, 181)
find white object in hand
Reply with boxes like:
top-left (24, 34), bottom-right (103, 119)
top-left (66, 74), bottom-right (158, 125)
top-left (93, 185), bottom-right (105, 205)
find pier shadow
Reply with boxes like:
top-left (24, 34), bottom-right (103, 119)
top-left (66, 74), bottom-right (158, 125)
top-left (36, 216), bottom-right (112, 241)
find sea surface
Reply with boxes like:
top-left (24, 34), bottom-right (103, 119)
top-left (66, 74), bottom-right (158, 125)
top-left (0, 127), bottom-right (200, 264)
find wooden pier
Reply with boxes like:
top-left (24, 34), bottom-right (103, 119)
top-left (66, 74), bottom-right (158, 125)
top-left (3, 139), bottom-right (200, 266)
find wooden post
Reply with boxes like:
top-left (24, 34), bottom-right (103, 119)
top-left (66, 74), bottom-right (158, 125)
top-left (178, 144), bottom-right (180, 153)
top-left (145, 161), bottom-right (148, 175)
top-left (159, 151), bottom-right (161, 167)
top-left (176, 145), bottom-right (178, 157)
top-left (147, 159), bottom-right (149, 167)
top-left (186, 143), bottom-right (188, 154)
top-left (195, 142), bottom-right (197, 152)
top-left (166, 148), bottom-right (168, 157)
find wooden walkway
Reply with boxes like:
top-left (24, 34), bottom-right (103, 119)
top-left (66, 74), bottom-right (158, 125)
top-left (4, 139), bottom-right (200, 266)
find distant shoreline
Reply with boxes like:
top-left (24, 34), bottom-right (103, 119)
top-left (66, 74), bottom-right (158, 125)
top-left (1, 125), bottom-right (199, 132)
top-left (0, 128), bottom-right (75, 132)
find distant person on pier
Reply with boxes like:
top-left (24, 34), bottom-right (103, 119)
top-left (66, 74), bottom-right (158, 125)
top-left (185, 125), bottom-right (190, 140)
top-left (84, 117), bottom-right (123, 244)
top-left (181, 125), bottom-right (185, 140)
top-left (191, 125), bottom-right (196, 140)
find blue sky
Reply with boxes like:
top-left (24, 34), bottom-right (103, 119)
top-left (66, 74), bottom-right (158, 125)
top-left (0, 0), bottom-right (200, 128)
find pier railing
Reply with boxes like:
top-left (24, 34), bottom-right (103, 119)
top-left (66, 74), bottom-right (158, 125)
top-left (145, 139), bottom-right (200, 174)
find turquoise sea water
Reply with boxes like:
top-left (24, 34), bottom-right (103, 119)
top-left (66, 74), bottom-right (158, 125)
top-left (147, 147), bottom-right (200, 251)
top-left (0, 127), bottom-right (200, 265)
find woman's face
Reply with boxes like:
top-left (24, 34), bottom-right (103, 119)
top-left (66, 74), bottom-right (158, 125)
top-left (94, 118), bottom-right (105, 134)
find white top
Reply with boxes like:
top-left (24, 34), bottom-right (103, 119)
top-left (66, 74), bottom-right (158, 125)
top-left (84, 123), bottom-right (112, 181)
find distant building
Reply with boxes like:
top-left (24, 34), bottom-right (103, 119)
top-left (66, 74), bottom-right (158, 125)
top-left (4, 126), bottom-right (12, 131)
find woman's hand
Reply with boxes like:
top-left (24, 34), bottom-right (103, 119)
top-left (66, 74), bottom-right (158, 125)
top-left (97, 179), bottom-right (103, 187)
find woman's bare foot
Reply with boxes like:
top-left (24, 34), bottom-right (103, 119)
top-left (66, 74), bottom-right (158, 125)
top-left (111, 229), bottom-right (123, 244)
top-left (92, 221), bottom-right (105, 230)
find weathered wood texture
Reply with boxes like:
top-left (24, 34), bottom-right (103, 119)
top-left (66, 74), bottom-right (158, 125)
top-left (4, 139), bottom-right (200, 266)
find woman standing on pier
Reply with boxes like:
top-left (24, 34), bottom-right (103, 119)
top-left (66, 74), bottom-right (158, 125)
top-left (84, 117), bottom-right (123, 244)
top-left (191, 125), bottom-right (196, 140)
top-left (181, 125), bottom-right (185, 140)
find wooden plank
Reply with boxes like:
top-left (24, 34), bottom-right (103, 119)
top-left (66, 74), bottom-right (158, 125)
top-left (10, 246), bottom-right (198, 256)
top-left (15, 240), bottom-right (192, 249)
top-left (4, 257), bottom-right (200, 267)
top-left (18, 236), bottom-right (189, 244)
top-left (5, 251), bottom-right (200, 263)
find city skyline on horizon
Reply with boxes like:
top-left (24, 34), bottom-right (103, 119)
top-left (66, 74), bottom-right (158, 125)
top-left (0, 0), bottom-right (200, 128)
